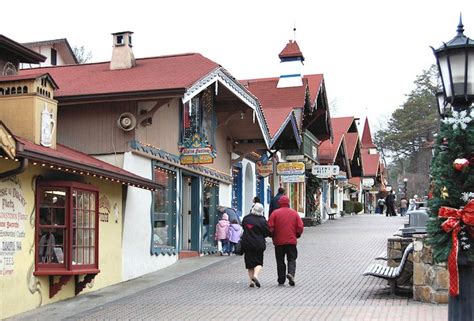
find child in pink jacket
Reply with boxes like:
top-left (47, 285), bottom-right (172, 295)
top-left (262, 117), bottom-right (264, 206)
top-left (215, 213), bottom-right (230, 255)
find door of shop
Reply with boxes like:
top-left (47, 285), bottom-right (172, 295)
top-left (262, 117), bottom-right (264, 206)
top-left (181, 175), bottom-right (200, 251)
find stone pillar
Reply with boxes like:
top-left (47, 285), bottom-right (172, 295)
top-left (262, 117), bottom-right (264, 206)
top-left (412, 234), bottom-right (449, 304)
top-left (387, 237), bottom-right (414, 286)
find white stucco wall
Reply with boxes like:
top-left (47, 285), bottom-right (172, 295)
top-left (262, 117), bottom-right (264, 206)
top-left (122, 152), bottom-right (176, 281)
top-left (241, 159), bottom-right (256, 217)
top-left (219, 182), bottom-right (231, 207)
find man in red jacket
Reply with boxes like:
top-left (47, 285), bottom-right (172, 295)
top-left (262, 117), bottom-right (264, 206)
top-left (268, 195), bottom-right (304, 286)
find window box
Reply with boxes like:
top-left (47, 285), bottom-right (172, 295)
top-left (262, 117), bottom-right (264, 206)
top-left (34, 181), bottom-right (100, 297)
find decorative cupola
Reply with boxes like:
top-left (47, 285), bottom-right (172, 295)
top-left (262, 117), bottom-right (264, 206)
top-left (277, 39), bottom-right (305, 88)
top-left (110, 31), bottom-right (136, 70)
top-left (0, 73), bottom-right (59, 148)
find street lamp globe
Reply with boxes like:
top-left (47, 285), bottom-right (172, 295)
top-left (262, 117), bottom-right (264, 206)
top-left (431, 15), bottom-right (474, 112)
top-left (435, 78), bottom-right (453, 117)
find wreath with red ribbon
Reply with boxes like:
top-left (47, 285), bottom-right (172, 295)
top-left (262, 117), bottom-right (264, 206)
top-left (438, 199), bottom-right (474, 296)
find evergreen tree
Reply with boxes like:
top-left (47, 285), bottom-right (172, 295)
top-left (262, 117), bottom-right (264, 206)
top-left (427, 112), bottom-right (474, 263)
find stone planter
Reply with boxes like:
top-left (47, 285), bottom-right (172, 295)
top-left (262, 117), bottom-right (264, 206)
top-left (412, 235), bottom-right (449, 304)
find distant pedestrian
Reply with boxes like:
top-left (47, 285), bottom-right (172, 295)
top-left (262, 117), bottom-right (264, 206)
top-left (227, 219), bottom-right (242, 255)
top-left (268, 196), bottom-right (304, 286)
top-left (215, 213), bottom-right (230, 255)
top-left (408, 198), bottom-right (416, 212)
top-left (399, 198), bottom-right (408, 216)
top-left (240, 203), bottom-right (271, 288)
top-left (250, 196), bottom-right (261, 214)
top-left (385, 191), bottom-right (396, 217)
top-left (269, 187), bottom-right (285, 217)
top-left (377, 198), bottom-right (385, 214)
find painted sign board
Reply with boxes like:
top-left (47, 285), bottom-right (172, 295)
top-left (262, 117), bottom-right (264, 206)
top-left (362, 178), bottom-right (375, 188)
top-left (312, 165), bottom-right (340, 178)
top-left (285, 155), bottom-right (305, 161)
top-left (281, 174), bottom-right (305, 183)
top-left (256, 161), bottom-right (274, 177)
top-left (277, 162), bottom-right (305, 175)
top-left (179, 133), bottom-right (215, 165)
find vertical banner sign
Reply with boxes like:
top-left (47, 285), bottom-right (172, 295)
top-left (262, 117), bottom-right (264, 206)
top-left (0, 177), bottom-right (27, 276)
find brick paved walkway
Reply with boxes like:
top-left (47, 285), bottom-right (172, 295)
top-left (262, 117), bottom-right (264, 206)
top-left (17, 214), bottom-right (449, 320)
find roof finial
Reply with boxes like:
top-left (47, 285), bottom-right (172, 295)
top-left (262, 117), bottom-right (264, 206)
top-left (457, 12), bottom-right (464, 36)
top-left (293, 22), bottom-right (297, 41)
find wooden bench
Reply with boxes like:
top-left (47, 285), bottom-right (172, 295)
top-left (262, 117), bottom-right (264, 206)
top-left (324, 205), bottom-right (337, 220)
top-left (363, 243), bottom-right (414, 295)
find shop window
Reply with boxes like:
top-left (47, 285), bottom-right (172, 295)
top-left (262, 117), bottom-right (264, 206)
top-left (51, 48), bottom-right (57, 66)
top-left (151, 166), bottom-right (177, 255)
top-left (287, 182), bottom-right (305, 213)
top-left (180, 88), bottom-right (216, 151)
top-left (202, 180), bottom-right (218, 251)
top-left (35, 181), bottom-right (99, 276)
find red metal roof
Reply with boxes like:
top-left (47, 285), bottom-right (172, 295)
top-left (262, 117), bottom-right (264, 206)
top-left (319, 131), bottom-right (344, 164)
top-left (361, 150), bottom-right (380, 177)
top-left (278, 40), bottom-right (304, 60)
top-left (19, 53), bottom-right (219, 97)
top-left (344, 132), bottom-right (359, 160)
top-left (348, 177), bottom-right (361, 189)
top-left (318, 117), bottom-right (356, 163)
top-left (16, 137), bottom-right (159, 190)
top-left (361, 117), bottom-right (377, 148)
top-left (243, 78), bottom-right (305, 138)
top-left (241, 74), bottom-right (323, 139)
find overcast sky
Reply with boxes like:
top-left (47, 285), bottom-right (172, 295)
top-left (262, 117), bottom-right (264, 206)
top-left (4, 0), bottom-right (474, 132)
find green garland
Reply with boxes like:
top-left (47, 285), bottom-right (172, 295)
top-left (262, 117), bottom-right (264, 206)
top-left (427, 116), bottom-right (474, 263)
top-left (306, 173), bottom-right (322, 225)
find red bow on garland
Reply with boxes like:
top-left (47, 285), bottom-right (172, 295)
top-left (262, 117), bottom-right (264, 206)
top-left (438, 199), bottom-right (474, 296)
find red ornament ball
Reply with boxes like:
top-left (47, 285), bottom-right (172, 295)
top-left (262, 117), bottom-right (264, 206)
top-left (453, 158), bottom-right (469, 171)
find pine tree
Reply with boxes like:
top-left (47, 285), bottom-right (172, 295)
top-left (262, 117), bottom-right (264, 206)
top-left (427, 113), bottom-right (474, 263)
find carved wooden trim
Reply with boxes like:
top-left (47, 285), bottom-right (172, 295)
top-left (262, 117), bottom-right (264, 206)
top-left (75, 273), bottom-right (97, 295)
top-left (49, 275), bottom-right (72, 298)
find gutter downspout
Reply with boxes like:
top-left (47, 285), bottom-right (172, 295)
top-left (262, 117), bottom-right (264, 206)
top-left (0, 158), bottom-right (28, 180)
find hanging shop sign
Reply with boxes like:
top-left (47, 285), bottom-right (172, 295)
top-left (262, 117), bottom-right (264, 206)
top-left (179, 133), bottom-right (215, 165)
top-left (362, 178), bottom-right (375, 190)
top-left (311, 165), bottom-right (340, 178)
top-left (276, 162), bottom-right (305, 175)
top-left (281, 174), bottom-right (305, 183)
top-left (285, 155), bottom-right (305, 161)
top-left (256, 161), bottom-right (274, 177)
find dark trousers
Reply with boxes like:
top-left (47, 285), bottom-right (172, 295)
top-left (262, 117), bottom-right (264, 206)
top-left (274, 244), bottom-right (298, 284)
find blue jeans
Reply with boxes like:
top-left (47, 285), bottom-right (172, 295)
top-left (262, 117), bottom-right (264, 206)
top-left (220, 240), bottom-right (230, 254)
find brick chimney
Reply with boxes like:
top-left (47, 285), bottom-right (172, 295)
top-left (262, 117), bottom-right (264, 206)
top-left (110, 31), bottom-right (136, 70)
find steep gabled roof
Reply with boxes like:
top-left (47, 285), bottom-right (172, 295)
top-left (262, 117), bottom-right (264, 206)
top-left (22, 38), bottom-right (78, 64)
top-left (19, 53), bottom-right (220, 97)
top-left (360, 151), bottom-right (380, 177)
top-left (243, 77), bottom-right (305, 138)
top-left (318, 131), bottom-right (345, 164)
top-left (361, 117), bottom-right (377, 148)
top-left (0, 34), bottom-right (46, 63)
top-left (344, 132), bottom-right (359, 160)
top-left (278, 40), bottom-right (304, 61)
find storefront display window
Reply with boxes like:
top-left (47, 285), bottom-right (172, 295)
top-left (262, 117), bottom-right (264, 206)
top-left (287, 182), bottom-right (305, 213)
top-left (152, 165), bottom-right (177, 255)
top-left (35, 181), bottom-right (99, 275)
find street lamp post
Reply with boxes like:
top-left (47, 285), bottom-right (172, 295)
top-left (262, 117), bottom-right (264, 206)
top-left (431, 15), bottom-right (474, 321)
top-left (403, 178), bottom-right (408, 200)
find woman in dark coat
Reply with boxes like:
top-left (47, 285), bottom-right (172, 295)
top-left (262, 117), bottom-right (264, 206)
top-left (240, 202), bottom-right (271, 288)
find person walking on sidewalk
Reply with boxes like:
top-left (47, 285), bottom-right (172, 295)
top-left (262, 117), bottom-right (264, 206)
top-left (269, 187), bottom-right (285, 217)
top-left (385, 191), bottom-right (396, 217)
top-left (227, 219), bottom-right (242, 254)
top-left (240, 203), bottom-right (271, 288)
top-left (215, 213), bottom-right (230, 255)
top-left (268, 196), bottom-right (304, 286)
